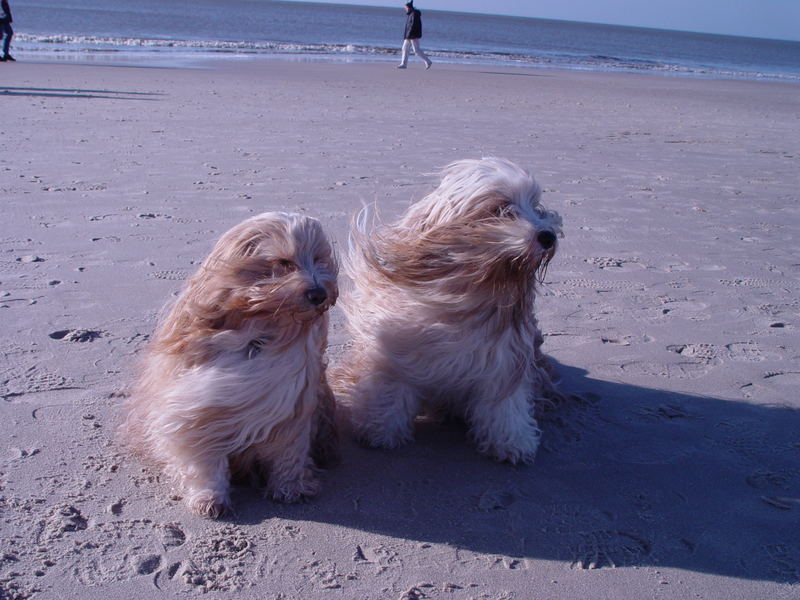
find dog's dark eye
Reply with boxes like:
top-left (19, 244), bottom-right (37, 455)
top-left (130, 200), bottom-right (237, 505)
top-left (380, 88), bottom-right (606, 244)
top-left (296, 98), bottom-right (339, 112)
top-left (277, 259), bottom-right (296, 273)
top-left (492, 202), bottom-right (515, 219)
top-left (258, 259), bottom-right (296, 280)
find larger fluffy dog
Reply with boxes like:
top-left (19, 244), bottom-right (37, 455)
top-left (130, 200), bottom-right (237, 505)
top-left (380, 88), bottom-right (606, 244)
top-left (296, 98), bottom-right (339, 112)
top-left (337, 158), bottom-right (562, 464)
top-left (122, 212), bottom-right (339, 518)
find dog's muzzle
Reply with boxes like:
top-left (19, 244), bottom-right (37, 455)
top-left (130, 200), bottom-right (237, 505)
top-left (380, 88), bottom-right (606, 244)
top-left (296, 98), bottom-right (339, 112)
top-left (305, 286), bottom-right (328, 306)
top-left (537, 231), bottom-right (556, 250)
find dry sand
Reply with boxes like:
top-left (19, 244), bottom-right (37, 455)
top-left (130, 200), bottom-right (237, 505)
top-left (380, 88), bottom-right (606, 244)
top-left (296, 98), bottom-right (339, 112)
top-left (1, 59), bottom-right (799, 599)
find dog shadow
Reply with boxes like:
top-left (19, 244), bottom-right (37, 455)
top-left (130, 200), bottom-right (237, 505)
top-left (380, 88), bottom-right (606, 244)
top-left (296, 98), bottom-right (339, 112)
top-left (234, 361), bottom-right (800, 583)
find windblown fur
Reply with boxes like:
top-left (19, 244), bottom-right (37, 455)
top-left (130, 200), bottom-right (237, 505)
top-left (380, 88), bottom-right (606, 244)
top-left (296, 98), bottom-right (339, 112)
top-left (122, 212), bottom-right (339, 518)
top-left (336, 157), bottom-right (563, 464)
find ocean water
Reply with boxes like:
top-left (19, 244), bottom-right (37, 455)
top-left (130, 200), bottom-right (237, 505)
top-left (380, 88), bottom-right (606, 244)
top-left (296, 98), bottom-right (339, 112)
top-left (11, 0), bottom-right (800, 80)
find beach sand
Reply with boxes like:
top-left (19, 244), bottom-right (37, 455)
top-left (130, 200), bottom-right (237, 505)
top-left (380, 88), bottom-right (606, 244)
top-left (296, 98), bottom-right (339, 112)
top-left (1, 59), bottom-right (799, 599)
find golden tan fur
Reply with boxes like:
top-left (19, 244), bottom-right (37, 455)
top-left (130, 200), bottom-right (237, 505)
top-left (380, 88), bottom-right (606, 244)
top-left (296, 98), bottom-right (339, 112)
top-left (122, 212), bottom-right (339, 518)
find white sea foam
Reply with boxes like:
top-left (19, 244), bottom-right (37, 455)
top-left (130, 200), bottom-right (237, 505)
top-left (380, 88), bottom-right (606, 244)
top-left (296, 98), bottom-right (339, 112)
top-left (12, 14), bottom-right (800, 82)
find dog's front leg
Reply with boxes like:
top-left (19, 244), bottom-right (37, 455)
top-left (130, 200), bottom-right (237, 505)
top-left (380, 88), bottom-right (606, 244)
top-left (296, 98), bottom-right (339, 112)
top-left (467, 382), bottom-right (541, 465)
top-left (349, 374), bottom-right (419, 449)
top-left (177, 452), bottom-right (233, 518)
top-left (260, 419), bottom-right (320, 503)
top-left (311, 377), bottom-right (340, 467)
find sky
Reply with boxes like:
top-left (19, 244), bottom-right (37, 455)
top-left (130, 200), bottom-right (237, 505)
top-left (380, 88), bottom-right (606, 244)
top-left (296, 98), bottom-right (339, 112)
top-left (290, 0), bottom-right (800, 42)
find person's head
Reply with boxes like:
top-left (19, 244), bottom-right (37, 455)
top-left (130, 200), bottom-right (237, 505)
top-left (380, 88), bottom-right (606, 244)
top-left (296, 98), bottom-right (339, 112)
top-left (404, 2), bottom-right (413, 14)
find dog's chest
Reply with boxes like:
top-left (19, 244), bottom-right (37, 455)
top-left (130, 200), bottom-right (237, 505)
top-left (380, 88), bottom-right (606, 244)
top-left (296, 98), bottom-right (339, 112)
top-left (204, 327), bottom-right (324, 423)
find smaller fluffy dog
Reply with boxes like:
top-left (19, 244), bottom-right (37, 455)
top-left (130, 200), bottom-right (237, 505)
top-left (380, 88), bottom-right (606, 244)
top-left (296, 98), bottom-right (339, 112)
top-left (337, 158), bottom-right (562, 464)
top-left (122, 212), bottom-right (339, 518)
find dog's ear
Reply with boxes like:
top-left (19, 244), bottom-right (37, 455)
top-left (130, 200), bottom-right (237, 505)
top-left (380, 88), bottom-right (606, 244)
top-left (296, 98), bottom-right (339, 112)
top-left (238, 238), bottom-right (259, 257)
top-left (234, 230), bottom-right (267, 258)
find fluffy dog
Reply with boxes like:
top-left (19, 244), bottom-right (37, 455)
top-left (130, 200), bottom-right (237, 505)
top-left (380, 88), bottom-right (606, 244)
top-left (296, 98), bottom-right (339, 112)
top-left (337, 157), bottom-right (563, 464)
top-left (122, 212), bottom-right (339, 518)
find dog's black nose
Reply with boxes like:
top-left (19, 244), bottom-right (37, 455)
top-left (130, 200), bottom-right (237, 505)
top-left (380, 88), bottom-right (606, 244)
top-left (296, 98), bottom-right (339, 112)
top-left (537, 230), bottom-right (556, 250)
top-left (305, 287), bottom-right (328, 306)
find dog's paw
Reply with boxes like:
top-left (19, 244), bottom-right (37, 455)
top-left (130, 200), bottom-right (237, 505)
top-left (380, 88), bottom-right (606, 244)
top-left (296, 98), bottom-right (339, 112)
top-left (186, 490), bottom-right (233, 519)
top-left (352, 415), bottom-right (415, 450)
top-left (355, 427), bottom-right (414, 450)
top-left (487, 444), bottom-right (539, 465)
top-left (268, 473), bottom-right (321, 503)
top-left (475, 429), bottom-right (541, 465)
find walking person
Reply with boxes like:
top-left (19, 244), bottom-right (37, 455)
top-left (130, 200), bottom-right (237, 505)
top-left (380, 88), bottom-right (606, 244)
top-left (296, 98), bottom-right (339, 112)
top-left (1, 0), bottom-right (14, 62)
top-left (398, 1), bottom-right (431, 70)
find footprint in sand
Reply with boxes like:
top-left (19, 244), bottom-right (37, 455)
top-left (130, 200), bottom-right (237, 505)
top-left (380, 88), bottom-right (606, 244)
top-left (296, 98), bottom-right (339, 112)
top-left (15, 255), bottom-right (45, 263)
top-left (609, 440), bottom-right (692, 465)
top-left (180, 525), bottom-right (256, 593)
top-left (608, 360), bottom-right (710, 380)
top-left (2, 365), bottom-right (76, 401)
top-left (477, 489), bottom-right (517, 512)
top-left (763, 543), bottom-right (800, 583)
top-left (66, 520), bottom-right (185, 587)
top-left (571, 530), bottom-right (652, 569)
top-left (720, 277), bottom-right (799, 289)
top-left (38, 504), bottom-right (89, 542)
top-left (667, 343), bottom-right (719, 364)
top-left (49, 329), bottom-right (104, 342)
top-left (711, 417), bottom-right (773, 459)
top-left (148, 270), bottom-right (189, 281)
top-left (558, 278), bottom-right (642, 292)
top-left (762, 371), bottom-right (800, 388)
top-left (636, 403), bottom-right (694, 422)
top-left (300, 558), bottom-right (343, 590)
top-left (585, 257), bottom-right (640, 270)
top-left (724, 341), bottom-right (767, 362)
top-left (746, 470), bottom-right (792, 491)
top-left (656, 297), bottom-right (709, 317)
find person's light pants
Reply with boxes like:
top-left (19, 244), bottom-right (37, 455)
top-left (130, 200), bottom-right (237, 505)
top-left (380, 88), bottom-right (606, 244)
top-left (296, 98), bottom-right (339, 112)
top-left (400, 38), bottom-right (430, 67)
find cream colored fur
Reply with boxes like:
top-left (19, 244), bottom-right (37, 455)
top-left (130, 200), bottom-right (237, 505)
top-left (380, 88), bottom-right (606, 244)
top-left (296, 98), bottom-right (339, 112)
top-left (337, 158), bottom-right (563, 464)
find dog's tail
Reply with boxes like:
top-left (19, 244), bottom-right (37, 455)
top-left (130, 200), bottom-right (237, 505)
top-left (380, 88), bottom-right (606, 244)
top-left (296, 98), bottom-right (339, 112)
top-left (344, 201), bottom-right (380, 280)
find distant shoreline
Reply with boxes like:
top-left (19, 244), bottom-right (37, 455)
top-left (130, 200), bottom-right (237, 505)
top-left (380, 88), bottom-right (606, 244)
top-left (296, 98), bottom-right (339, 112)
top-left (8, 40), bottom-right (800, 84)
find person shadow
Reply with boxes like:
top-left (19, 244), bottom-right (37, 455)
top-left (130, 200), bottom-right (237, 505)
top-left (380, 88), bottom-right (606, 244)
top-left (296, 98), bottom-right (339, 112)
top-left (234, 360), bottom-right (800, 584)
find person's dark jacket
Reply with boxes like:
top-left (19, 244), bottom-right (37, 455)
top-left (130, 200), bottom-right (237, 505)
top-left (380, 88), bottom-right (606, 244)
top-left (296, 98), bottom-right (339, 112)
top-left (1, 0), bottom-right (12, 24)
top-left (404, 8), bottom-right (422, 39)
